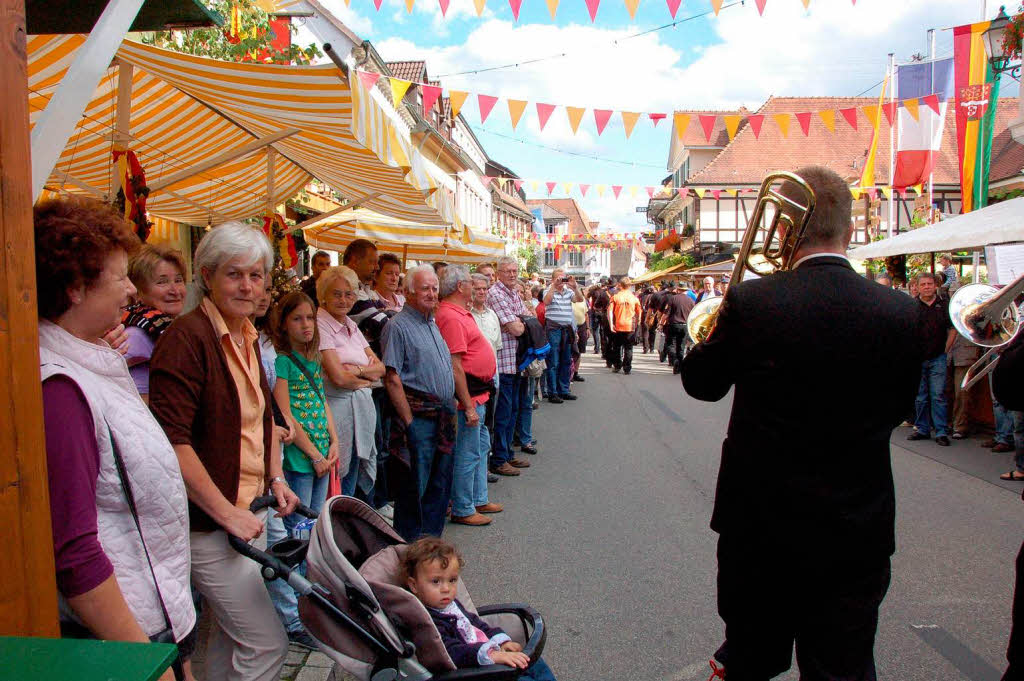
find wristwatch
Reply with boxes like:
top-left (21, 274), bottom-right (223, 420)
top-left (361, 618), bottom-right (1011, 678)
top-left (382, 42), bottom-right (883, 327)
top-left (269, 476), bottom-right (287, 487)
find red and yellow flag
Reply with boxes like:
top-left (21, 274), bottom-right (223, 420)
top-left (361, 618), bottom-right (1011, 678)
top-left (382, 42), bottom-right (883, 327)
top-left (859, 75), bottom-right (888, 190)
top-left (954, 20), bottom-right (996, 213)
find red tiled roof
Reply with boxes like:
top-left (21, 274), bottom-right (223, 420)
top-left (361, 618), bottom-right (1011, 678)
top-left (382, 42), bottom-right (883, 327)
top-left (674, 108), bottom-right (750, 147)
top-left (386, 61), bottom-right (425, 83)
top-left (525, 198), bottom-right (594, 235)
top-left (687, 97), bottom-right (1021, 187)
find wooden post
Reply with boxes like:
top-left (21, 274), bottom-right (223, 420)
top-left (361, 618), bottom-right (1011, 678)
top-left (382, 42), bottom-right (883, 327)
top-left (0, 0), bottom-right (60, 637)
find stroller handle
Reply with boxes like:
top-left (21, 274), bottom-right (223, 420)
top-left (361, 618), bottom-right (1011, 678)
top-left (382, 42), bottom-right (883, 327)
top-left (248, 493), bottom-right (318, 519)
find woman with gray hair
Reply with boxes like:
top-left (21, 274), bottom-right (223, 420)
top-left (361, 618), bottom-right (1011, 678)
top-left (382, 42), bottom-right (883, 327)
top-left (150, 222), bottom-right (299, 681)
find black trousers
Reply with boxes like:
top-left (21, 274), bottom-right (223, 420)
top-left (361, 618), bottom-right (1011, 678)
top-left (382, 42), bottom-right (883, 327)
top-left (715, 534), bottom-right (891, 681)
top-left (1004, 539), bottom-right (1024, 680)
top-left (609, 331), bottom-right (634, 371)
top-left (664, 322), bottom-right (688, 368)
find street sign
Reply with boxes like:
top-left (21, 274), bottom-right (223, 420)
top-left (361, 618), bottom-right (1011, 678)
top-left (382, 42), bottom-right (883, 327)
top-left (636, 206), bottom-right (647, 213)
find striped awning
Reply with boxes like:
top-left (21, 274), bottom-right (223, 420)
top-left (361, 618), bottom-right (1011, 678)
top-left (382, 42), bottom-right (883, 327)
top-left (303, 208), bottom-right (504, 264)
top-left (28, 35), bottom-right (452, 225)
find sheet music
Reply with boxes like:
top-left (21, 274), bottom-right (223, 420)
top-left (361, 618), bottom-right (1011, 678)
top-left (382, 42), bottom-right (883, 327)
top-left (986, 244), bottom-right (1024, 285)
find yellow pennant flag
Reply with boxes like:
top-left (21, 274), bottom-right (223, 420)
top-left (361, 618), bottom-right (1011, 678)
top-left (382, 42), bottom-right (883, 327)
top-left (405, 0), bottom-right (414, 12)
top-left (801, 0), bottom-right (809, 7)
top-left (723, 114), bottom-right (742, 140)
top-left (673, 113), bottom-right (691, 141)
top-left (903, 98), bottom-right (920, 121)
top-left (390, 78), bottom-right (412, 106)
top-left (710, 0), bottom-right (723, 15)
top-left (629, 186), bottom-right (638, 198)
top-left (726, 188), bottom-right (738, 197)
top-left (449, 90), bottom-right (469, 118)
top-left (546, 0), bottom-right (559, 18)
top-left (473, 0), bottom-right (486, 14)
top-left (862, 104), bottom-right (880, 128)
top-left (912, 183), bottom-right (923, 196)
top-left (773, 113), bottom-right (790, 138)
top-left (530, 179), bottom-right (540, 192)
top-left (621, 111), bottom-right (641, 139)
top-left (566, 106), bottom-right (586, 134)
top-left (880, 186), bottom-right (893, 199)
top-left (563, 182), bottom-right (574, 194)
top-left (507, 99), bottom-right (528, 130)
top-left (694, 188), bottom-right (706, 199)
top-left (624, 0), bottom-right (640, 20)
top-left (818, 109), bottom-right (835, 133)
top-left (858, 75), bottom-right (888, 189)
top-left (596, 184), bottom-right (606, 197)
top-left (850, 186), bottom-right (862, 200)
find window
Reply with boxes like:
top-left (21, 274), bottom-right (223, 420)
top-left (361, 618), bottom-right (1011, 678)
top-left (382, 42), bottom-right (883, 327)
top-left (544, 248), bottom-right (556, 267)
top-left (568, 249), bottom-right (583, 267)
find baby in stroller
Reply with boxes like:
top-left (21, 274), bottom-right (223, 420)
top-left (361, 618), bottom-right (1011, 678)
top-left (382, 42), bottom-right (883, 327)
top-left (401, 538), bottom-right (557, 681)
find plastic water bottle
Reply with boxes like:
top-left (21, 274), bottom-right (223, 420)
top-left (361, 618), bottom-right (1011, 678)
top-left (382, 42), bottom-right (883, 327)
top-left (291, 518), bottom-right (316, 541)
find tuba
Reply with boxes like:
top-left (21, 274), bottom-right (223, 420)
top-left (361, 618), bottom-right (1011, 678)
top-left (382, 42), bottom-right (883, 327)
top-left (686, 171), bottom-right (817, 344)
top-left (949, 271), bottom-right (1024, 390)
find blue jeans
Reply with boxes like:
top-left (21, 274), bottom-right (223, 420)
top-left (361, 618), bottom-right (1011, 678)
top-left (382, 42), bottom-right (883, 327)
top-left (265, 467), bottom-right (329, 633)
top-left (519, 657), bottom-right (558, 681)
top-left (914, 354), bottom-right (949, 438)
top-left (515, 375), bottom-right (534, 448)
top-left (589, 314), bottom-right (603, 353)
top-left (545, 326), bottom-right (573, 397)
top-left (393, 411), bottom-right (455, 540)
top-left (451, 404), bottom-right (489, 517)
top-left (492, 373), bottom-right (522, 466)
top-left (995, 395), bottom-right (1015, 446)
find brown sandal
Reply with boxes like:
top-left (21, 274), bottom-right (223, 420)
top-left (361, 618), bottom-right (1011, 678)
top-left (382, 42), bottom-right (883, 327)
top-left (1000, 471), bottom-right (1024, 481)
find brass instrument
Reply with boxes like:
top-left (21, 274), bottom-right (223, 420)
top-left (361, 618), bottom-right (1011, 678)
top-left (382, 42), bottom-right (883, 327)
top-left (685, 171), bottom-right (817, 343)
top-left (949, 271), bottom-right (1024, 390)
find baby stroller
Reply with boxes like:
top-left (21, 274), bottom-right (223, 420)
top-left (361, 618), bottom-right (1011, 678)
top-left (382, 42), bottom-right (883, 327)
top-left (231, 495), bottom-right (546, 681)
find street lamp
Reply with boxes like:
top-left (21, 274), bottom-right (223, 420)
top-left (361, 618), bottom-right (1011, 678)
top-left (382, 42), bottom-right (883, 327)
top-left (982, 6), bottom-right (1014, 74)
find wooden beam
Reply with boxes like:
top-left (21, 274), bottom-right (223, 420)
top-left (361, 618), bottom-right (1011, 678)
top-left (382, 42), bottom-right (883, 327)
top-left (284, 192), bottom-right (382, 235)
top-left (0, 0), bottom-right (60, 637)
top-left (265, 147), bottom-right (276, 216)
top-left (107, 60), bottom-right (133, 199)
top-left (147, 128), bottom-right (300, 193)
top-left (50, 172), bottom-right (106, 199)
top-left (163, 189), bottom-right (229, 223)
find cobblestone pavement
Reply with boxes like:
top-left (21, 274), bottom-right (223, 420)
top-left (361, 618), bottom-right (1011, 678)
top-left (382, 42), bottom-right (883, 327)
top-left (281, 644), bottom-right (340, 681)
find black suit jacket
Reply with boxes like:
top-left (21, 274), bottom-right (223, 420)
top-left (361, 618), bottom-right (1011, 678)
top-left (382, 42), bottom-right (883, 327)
top-left (680, 256), bottom-right (923, 561)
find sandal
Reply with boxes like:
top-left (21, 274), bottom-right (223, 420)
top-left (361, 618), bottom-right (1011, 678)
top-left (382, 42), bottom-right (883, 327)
top-left (1000, 471), bottom-right (1024, 481)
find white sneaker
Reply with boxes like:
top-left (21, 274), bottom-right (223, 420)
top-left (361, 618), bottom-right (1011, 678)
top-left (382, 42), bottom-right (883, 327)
top-left (377, 503), bottom-right (394, 520)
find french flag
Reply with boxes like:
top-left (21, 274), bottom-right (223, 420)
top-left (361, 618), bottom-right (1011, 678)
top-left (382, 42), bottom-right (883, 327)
top-left (893, 57), bottom-right (955, 189)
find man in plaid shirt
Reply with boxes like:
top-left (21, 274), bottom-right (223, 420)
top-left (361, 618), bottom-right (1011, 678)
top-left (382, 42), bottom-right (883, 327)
top-left (486, 256), bottom-right (533, 476)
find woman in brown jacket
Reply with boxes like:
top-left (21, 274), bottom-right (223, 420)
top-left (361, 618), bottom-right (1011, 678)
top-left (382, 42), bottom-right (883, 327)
top-left (150, 222), bottom-right (299, 681)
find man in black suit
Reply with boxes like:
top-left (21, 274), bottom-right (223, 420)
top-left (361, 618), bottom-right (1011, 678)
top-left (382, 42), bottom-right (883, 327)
top-left (681, 166), bottom-right (922, 681)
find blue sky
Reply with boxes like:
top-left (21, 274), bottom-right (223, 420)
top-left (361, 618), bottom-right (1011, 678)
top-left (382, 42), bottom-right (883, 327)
top-left (297, 0), bottom-right (1007, 230)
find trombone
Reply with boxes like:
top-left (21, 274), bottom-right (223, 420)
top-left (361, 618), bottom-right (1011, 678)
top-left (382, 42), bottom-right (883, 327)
top-left (686, 171), bottom-right (817, 344)
top-left (950, 271), bottom-right (1024, 390)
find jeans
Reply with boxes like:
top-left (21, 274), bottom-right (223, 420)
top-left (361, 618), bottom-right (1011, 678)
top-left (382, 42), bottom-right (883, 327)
top-left (995, 395), bottom-right (1016, 446)
top-left (451, 404), bottom-right (489, 517)
top-left (664, 322), bottom-right (688, 369)
top-left (610, 330), bottom-right (634, 372)
top-left (589, 314), bottom-right (603, 353)
top-left (914, 354), bottom-right (949, 438)
top-left (282, 469), bottom-right (329, 536)
top-left (515, 376), bottom-right (534, 447)
top-left (518, 657), bottom-right (558, 681)
top-left (393, 411), bottom-right (455, 540)
top-left (493, 373), bottom-right (522, 466)
top-left (545, 325), bottom-right (573, 397)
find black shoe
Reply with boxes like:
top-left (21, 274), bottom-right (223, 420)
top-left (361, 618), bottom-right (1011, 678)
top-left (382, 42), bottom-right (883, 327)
top-left (547, 395), bottom-right (563, 404)
top-left (612, 366), bottom-right (620, 373)
top-left (513, 437), bottom-right (522, 447)
top-left (623, 368), bottom-right (631, 375)
top-left (559, 393), bottom-right (578, 400)
top-left (487, 473), bottom-right (499, 483)
top-left (907, 431), bottom-right (929, 441)
top-left (936, 436), bottom-right (951, 446)
top-left (288, 629), bottom-right (319, 650)
top-left (573, 374), bottom-right (585, 382)
top-left (520, 444), bottom-right (538, 455)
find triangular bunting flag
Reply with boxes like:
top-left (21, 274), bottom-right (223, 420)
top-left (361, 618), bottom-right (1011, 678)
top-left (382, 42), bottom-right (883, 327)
top-left (698, 114), bottom-right (716, 142)
top-left (866, 188), bottom-right (878, 201)
top-left (596, 184), bottom-right (606, 197)
top-left (545, 0), bottom-right (559, 18)
top-left (372, 0), bottom-right (382, 9)
top-left (621, 111), bottom-right (641, 138)
top-left (726, 189), bottom-right (738, 197)
top-left (529, 179), bottom-right (539, 191)
top-left (912, 184), bottom-right (922, 196)
top-left (438, 0), bottom-right (449, 16)
top-left (477, 94), bottom-right (498, 124)
top-left (612, 185), bottom-right (623, 199)
top-left (723, 114), bottom-right (742, 140)
top-left (546, 181), bottom-right (557, 196)
top-left (711, 189), bottom-right (721, 200)
top-left (449, 90), bottom-right (469, 118)
top-left (507, 99), bottom-right (528, 130)
top-left (563, 182), bottom-right (574, 195)
top-left (357, 70), bottom-right (381, 91)
top-left (881, 101), bottom-right (897, 126)
top-left (567, 106), bottom-right (586, 134)
top-left (646, 186), bottom-right (655, 198)
top-left (594, 109), bottom-right (613, 135)
top-left (748, 114), bottom-right (764, 139)
top-left (481, 175), bottom-right (494, 187)
top-left (880, 186), bottom-right (893, 199)
top-left (666, 0), bottom-right (681, 17)
top-left (773, 113), bottom-right (790, 137)
top-left (677, 187), bottom-right (688, 199)
top-left (584, 0), bottom-right (600, 21)
top-left (629, 186), bottom-right (638, 198)
top-left (694, 188), bottom-right (706, 199)
top-left (922, 94), bottom-right (940, 115)
top-left (421, 84), bottom-right (442, 114)
top-left (755, 0), bottom-right (767, 14)
top-left (473, 0), bottom-right (486, 14)
top-left (536, 103), bottom-right (556, 131)
top-left (850, 187), bottom-right (862, 200)
top-left (801, 0), bottom-right (809, 6)
top-left (404, 0), bottom-right (414, 12)
top-left (839, 107), bottom-right (858, 130)
top-left (673, 113), bottom-right (691, 141)
top-left (579, 184), bottom-right (590, 197)
top-left (514, 179), bottom-right (524, 191)
top-left (818, 109), bottom-right (835, 133)
top-left (624, 0), bottom-right (640, 20)
top-left (649, 113), bottom-right (666, 126)
top-left (795, 112), bottom-right (812, 136)
top-left (861, 105), bottom-right (879, 127)
top-left (710, 0), bottom-right (722, 14)
top-left (509, 0), bottom-right (523, 20)
top-left (389, 78), bottom-right (412, 106)
top-left (903, 97), bottom-right (920, 121)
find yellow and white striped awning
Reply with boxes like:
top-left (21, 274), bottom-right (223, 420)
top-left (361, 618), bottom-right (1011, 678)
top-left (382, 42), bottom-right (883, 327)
top-left (303, 208), bottom-right (504, 265)
top-left (28, 35), bottom-right (451, 225)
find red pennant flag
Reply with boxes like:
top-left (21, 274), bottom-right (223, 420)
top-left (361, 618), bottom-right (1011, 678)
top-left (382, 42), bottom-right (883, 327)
top-left (881, 101), bottom-right (897, 126)
top-left (795, 111), bottom-right (812, 136)
top-left (612, 185), bottom-right (623, 199)
top-left (839, 107), bottom-right (858, 130)
top-left (747, 114), bottom-right (764, 139)
top-left (481, 175), bottom-right (494, 186)
top-left (536, 102), bottom-right (556, 130)
top-left (594, 109), bottom-right (613, 135)
top-left (514, 179), bottom-right (524, 191)
top-left (546, 181), bottom-right (557, 196)
top-left (477, 94), bottom-right (498, 123)
top-left (711, 189), bottom-right (721, 200)
top-left (646, 186), bottom-right (655, 198)
top-left (698, 114), bottom-right (716, 142)
top-left (678, 187), bottom-right (688, 199)
top-left (420, 84), bottom-right (441, 114)
top-left (373, 0), bottom-right (383, 9)
top-left (579, 184), bottom-right (590, 197)
top-left (867, 188), bottom-right (878, 200)
top-left (357, 70), bottom-right (381, 91)
top-left (509, 0), bottom-right (523, 19)
top-left (755, 0), bottom-right (767, 14)
top-left (584, 0), bottom-right (600, 21)
top-left (438, 0), bottom-right (450, 15)
top-left (922, 94), bottom-right (940, 115)
top-left (666, 0), bottom-right (681, 17)
top-left (648, 113), bottom-right (666, 126)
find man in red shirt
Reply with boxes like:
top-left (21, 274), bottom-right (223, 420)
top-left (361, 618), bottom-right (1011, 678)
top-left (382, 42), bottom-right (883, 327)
top-left (435, 265), bottom-right (504, 527)
top-left (607, 277), bottom-right (642, 375)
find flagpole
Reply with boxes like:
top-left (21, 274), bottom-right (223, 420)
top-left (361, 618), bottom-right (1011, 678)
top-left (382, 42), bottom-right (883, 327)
top-left (927, 29), bottom-right (936, 222)
top-left (888, 52), bottom-right (896, 238)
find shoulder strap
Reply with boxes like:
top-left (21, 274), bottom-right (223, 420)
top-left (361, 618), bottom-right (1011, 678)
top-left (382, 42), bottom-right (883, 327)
top-left (286, 353), bottom-right (325, 404)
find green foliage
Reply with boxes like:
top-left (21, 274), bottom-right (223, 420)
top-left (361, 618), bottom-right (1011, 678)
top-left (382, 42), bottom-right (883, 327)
top-left (143, 0), bottom-right (321, 65)
top-left (514, 244), bottom-right (539, 275)
top-left (647, 251), bottom-right (694, 272)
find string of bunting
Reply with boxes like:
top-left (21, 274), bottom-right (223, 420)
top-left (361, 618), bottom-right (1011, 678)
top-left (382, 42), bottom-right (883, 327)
top-left (494, 224), bottom-right (646, 251)
top-left (356, 69), bottom-right (937, 141)
top-left (351, 0), bottom-right (857, 22)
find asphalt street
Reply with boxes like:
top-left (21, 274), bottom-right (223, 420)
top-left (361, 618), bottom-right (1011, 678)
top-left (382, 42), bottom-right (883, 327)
top-left (446, 348), bottom-right (1023, 681)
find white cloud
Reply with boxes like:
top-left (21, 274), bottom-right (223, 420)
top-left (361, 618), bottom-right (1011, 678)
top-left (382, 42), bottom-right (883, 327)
top-left (299, 0), bottom-right (375, 40)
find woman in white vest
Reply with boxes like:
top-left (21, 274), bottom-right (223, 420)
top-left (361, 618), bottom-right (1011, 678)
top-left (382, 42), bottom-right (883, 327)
top-left (35, 197), bottom-right (194, 681)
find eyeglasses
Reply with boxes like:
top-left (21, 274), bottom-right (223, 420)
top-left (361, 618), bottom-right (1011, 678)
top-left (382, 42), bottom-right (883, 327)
top-left (330, 290), bottom-right (358, 300)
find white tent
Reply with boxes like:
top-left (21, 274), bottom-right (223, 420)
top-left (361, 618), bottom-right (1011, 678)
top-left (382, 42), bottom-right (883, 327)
top-left (847, 197), bottom-right (1024, 260)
